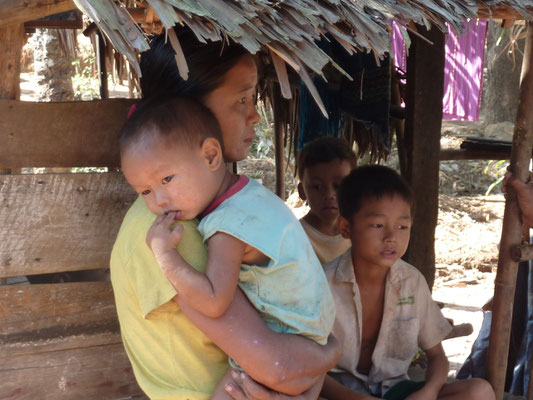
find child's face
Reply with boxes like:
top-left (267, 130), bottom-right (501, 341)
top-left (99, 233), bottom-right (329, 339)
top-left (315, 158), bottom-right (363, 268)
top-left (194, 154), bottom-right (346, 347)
top-left (343, 194), bottom-right (412, 271)
top-left (298, 159), bottom-right (352, 224)
top-left (122, 139), bottom-right (222, 220)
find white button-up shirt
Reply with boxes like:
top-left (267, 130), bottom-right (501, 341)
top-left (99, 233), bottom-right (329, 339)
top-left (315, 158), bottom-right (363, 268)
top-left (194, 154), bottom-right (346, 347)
top-left (323, 250), bottom-right (452, 396)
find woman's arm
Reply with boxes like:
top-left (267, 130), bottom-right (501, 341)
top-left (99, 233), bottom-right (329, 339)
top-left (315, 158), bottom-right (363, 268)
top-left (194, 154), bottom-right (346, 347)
top-left (225, 370), bottom-right (326, 400)
top-left (175, 289), bottom-right (340, 395)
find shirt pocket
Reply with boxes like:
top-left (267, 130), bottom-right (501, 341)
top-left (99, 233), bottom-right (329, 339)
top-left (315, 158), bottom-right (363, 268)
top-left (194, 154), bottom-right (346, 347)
top-left (385, 317), bottom-right (419, 361)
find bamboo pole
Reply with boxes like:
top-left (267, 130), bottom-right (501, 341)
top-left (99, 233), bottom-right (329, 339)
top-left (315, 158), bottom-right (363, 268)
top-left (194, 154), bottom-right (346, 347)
top-left (486, 21), bottom-right (533, 399)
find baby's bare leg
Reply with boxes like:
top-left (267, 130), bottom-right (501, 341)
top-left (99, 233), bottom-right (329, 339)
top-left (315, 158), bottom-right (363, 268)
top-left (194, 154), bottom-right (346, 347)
top-left (212, 368), bottom-right (236, 400)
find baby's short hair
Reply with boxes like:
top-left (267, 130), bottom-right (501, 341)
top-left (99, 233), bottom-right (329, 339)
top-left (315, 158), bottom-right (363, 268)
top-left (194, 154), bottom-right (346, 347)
top-left (120, 96), bottom-right (223, 156)
top-left (297, 136), bottom-right (356, 181)
top-left (338, 165), bottom-right (413, 221)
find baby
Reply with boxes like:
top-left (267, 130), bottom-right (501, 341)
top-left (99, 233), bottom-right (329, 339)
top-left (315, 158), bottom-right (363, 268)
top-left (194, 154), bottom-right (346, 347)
top-left (120, 96), bottom-right (335, 398)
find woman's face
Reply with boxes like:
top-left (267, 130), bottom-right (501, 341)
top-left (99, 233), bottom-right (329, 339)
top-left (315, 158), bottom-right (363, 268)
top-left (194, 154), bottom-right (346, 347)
top-left (203, 55), bottom-right (261, 162)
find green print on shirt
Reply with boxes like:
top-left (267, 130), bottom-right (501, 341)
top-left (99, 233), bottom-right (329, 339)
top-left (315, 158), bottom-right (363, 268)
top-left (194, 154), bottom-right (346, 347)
top-left (397, 296), bottom-right (414, 305)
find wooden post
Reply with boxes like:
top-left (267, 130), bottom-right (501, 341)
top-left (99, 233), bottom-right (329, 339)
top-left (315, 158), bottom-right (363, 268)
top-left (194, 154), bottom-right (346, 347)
top-left (270, 83), bottom-right (286, 200)
top-left (526, 360), bottom-right (533, 400)
top-left (0, 22), bottom-right (25, 285)
top-left (0, 23), bottom-right (25, 99)
top-left (486, 22), bottom-right (533, 399)
top-left (402, 25), bottom-right (445, 289)
top-left (97, 31), bottom-right (109, 99)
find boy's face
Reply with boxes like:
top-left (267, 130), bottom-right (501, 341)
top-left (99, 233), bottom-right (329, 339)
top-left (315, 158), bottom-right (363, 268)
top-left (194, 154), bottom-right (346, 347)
top-left (341, 194), bottom-right (412, 271)
top-left (298, 159), bottom-right (352, 224)
top-left (121, 138), bottom-right (222, 220)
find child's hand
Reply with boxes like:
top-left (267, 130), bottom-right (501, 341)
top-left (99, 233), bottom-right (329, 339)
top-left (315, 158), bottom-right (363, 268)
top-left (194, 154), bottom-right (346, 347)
top-left (146, 212), bottom-right (184, 258)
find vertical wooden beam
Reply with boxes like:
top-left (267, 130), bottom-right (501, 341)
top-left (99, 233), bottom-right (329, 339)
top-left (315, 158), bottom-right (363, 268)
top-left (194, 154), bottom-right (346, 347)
top-left (274, 125), bottom-right (285, 200)
top-left (97, 32), bottom-right (109, 99)
top-left (487, 21), bottom-right (533, 399)
top-left (270, 82), bottom-right (286, 200)
top-left (0, 23), bottom-right (25, 172)
top-left (0, 23), bottom-right (25, 99)
top-left (402, 25), bottom-right (445, 289)
top-left (526, 360), bottom-right (533, 400)
top-left (0, 23), bottom-right (25, 285)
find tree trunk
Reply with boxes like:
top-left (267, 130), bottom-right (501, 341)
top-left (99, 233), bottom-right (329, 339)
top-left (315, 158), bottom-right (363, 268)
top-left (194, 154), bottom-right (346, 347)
top-left (481, 20), bottom-right (524, 124)
top-left (29, 28), bottom-right (75, 101)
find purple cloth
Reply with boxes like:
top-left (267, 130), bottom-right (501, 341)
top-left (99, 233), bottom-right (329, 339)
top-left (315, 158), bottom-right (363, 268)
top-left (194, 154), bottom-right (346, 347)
top-left (392, 20), bottom-right (488, 121)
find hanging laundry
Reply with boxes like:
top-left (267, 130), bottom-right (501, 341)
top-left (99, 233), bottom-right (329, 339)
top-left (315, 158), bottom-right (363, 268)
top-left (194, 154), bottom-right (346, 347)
top-left (392, 20), bottom-right (488, 121)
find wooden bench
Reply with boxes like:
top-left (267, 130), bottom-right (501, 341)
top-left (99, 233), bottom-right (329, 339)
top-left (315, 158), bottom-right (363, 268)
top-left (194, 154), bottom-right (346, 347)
top-left (0, 99), bottom-right (148, 399)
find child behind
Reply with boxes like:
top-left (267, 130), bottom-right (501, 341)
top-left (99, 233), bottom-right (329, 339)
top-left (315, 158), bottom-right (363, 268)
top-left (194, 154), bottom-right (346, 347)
top-left (297, 137), bottom-right (355, 264)
top-left (321, 165), bottom-right (495, 400)
top-left (120, 97), bottom-right (335, 398)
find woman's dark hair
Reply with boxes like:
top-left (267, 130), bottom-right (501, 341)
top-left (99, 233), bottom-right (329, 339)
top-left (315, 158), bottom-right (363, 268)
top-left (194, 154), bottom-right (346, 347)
top-left (297, 136), bottom-right (356, 180)
top-left (140, 27), bottom-right (249, 100)
top-left (338, 165), bottom-right (413, 222)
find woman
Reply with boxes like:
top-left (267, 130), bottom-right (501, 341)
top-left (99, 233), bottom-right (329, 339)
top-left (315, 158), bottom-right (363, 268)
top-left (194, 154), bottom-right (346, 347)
top-left (111, 29), bottom-right (339, 400)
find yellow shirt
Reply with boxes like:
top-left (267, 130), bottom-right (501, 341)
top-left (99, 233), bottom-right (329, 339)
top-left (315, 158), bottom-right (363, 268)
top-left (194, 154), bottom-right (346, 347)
top-left (110, 196), bottom-right (228, 400)
top-left (300, 219), bottom-right (351, 264)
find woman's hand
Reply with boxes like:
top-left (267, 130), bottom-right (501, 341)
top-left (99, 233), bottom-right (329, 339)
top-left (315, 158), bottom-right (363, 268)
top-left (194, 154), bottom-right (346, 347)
top-left (225, 370), bottom-right (324, 400)
top-left (176, 289), bottom-right (339, 394)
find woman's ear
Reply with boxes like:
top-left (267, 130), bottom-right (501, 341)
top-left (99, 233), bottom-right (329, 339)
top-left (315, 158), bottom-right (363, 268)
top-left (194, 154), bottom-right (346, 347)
top-left (297, 182), bottom-right (307, 201)
top-left (338, 216), bottom-right (351, 239)
top-left (201, 137), bottom-right (223, 171)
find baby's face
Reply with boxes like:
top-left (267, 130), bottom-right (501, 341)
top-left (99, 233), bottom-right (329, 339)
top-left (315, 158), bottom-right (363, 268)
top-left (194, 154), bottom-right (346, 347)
top-left (348, 194), bottom-right (412, 271)
top-left (300, 159), bottom-right (352, 224)
top-left (121, 141), bottom-right (220, 220)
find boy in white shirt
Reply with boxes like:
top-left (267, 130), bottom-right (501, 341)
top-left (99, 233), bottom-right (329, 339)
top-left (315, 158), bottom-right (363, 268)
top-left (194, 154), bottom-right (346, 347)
top-left (321, 165), bottom-right (495, 400)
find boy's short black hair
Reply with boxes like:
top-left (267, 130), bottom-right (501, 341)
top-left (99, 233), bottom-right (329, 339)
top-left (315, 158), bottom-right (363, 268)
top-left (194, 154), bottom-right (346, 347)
top-left (297, 136), bottom-right (356, 180)
top-left (120, 96), bottom-right (223, 156)
top-left (338, 165), bottom-right (413, 221)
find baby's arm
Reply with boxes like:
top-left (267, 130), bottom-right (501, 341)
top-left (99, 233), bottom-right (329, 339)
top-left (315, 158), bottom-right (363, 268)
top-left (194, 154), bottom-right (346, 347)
top-left (147, 212), bottom-right (244, 318)
top-left (405, 343), bottom-right (449, 400)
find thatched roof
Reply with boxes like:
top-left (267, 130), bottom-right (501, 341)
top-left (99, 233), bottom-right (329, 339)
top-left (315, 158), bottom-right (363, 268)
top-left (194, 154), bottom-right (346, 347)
top-left (73, 0), bottom-right (533, 115)
top-left (67, 0), bottom-right (533, 163)
top-left (72, 1), bottom-right (533, 66)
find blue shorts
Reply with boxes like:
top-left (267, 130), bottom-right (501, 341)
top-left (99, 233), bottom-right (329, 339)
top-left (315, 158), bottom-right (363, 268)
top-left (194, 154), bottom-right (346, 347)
top-left (383, 380), bottom-right (425, 400)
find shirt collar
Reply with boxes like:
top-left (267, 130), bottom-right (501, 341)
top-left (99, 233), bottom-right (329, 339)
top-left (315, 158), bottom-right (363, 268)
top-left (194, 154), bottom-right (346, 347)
top-left (333, 249), bottom-right (408, 290)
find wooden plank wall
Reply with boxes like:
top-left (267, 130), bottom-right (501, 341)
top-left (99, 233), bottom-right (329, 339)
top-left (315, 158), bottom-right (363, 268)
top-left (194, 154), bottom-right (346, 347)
top-left (0, 99), bottom-right (147, 399)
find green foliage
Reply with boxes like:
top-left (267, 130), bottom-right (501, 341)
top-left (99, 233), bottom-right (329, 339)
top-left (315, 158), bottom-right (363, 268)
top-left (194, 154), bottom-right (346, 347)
top-left (71, 57), bottom-right (100, 100)
top-left (250, 101), bottom-right (275, 159)
top-left (483, 160), bottom-right (508, 195)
